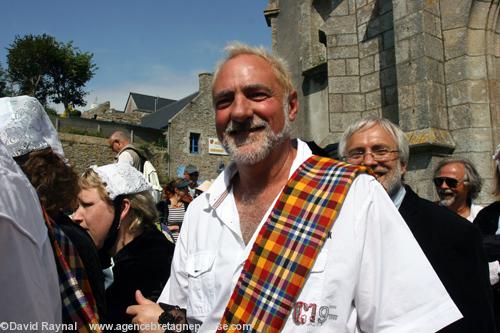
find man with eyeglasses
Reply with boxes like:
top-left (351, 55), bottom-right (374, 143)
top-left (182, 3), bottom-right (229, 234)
top-left (433, 158), bottom-right (484, 222)
top-left (339, 116), bottom-right (496, 332)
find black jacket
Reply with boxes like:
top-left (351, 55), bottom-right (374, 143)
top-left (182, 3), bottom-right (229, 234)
top-left (399, 186), bottom-right (496, 332)
top-left (474, 201), bottom-right (500, 329)
top-left (57, 213), bottom-right (106, 321)
top-left (105, 225), bottom-right (174, 326)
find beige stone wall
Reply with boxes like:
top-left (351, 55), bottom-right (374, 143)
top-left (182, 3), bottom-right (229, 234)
top-left (59, 132), bottom-right (169, 185)
top-left (267, 0), bottom-right (499, 204)
top-left (167, 73), bottom-right (231, 181)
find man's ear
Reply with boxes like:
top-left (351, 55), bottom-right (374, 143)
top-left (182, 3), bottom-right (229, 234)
top-left (287, 90), bottom-right (299, 122)
top-left (401, 161), bottom-right (407, 176)
top-left (119, 198), bottom-right (131, 222)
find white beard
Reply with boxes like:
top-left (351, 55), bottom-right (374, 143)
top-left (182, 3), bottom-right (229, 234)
top-left (221, 98), bottom-right (291, 165)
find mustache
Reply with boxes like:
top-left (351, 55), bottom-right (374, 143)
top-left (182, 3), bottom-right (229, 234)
top-left (225, 118), bottom-right (268, 135)
top-left (438, 188), bottom-right (455, 195)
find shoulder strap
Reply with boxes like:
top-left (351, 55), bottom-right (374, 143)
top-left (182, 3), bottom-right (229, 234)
top-left (122, 145), bottom-right (146, 167)
top-left (217, 156), bottom-right (369, 332)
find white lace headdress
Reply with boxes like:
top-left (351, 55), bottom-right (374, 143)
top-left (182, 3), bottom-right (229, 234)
top-left (91, 163), bottom-right (152, 200)
top-left (0, 96), bottom-right (64, 157)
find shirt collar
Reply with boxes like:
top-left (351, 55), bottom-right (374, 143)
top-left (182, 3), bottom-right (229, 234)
top-left (390, 185), bottom-right (406, 209)
top-left (205, 139), bottom-right (312, 209)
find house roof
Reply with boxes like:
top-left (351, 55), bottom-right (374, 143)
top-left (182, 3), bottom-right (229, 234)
top-left (140, 91), bottom-right (199, 129)
top-left (129, 92), bottom-right (176, 113)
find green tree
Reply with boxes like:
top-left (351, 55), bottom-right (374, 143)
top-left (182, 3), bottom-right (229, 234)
top-left (0, 62), bottom-right (11, 97)
top-left (6, 34), bottom-right (59, 104)
top-left (48, 41), bottom-right (97, 112)
top-left (6, 34), bottom-right (97, 110)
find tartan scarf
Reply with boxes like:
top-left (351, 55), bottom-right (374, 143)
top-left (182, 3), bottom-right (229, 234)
top-left (43, 209), bottom-right (102, 333)
top-left (217, 156), bottom-right (369, 332)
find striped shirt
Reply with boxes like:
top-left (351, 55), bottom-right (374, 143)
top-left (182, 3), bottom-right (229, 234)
top-left (167, 206), bottom-right (185, 242)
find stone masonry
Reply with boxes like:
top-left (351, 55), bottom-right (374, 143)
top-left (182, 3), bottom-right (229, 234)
top-left (265, 0), bottom-right (499, 204)
top-left (167, 73), bottom-right (231, 181)
top-left (59, 132), bottom-right (169, 184)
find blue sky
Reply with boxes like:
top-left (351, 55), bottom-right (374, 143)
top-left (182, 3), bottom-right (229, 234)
top-left (0, 1), bottom-right (271, 112)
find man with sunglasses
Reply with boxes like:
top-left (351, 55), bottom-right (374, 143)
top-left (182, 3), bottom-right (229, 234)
top-left (433, 158), bottom-right (484, 222)
top-left (339, 116), bottom-right (496, 332)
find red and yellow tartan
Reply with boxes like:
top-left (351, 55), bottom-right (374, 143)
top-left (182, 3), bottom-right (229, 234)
top-left (217, 156), bottom-right (369, 333)
top-left (43, 209), bottom-right (102, 333)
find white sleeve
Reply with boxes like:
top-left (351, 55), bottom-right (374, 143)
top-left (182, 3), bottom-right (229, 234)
top-left (117, 151), bottom-right (134, 166)
top-left (350, 176), bottom-right (462, 333)
top-left (488, 261), bottom-right (500, 285)
top-left (0, 215), bottom-right (61, 324)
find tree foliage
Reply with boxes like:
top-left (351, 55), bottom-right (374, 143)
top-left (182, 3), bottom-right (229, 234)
top-left (6, 34), bottom-right (97, 110)
top-left (48, 42), bottom-right (97, 111)
top-left (0, 62), bottom-right (11, 97)
top-left (7, 34), bottom-right (58, 104)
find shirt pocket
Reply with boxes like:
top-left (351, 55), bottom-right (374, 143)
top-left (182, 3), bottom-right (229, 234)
top-left (186, 251), bottom-right (216, 316)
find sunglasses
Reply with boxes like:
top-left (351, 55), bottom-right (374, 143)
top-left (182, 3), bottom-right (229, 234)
top-left (433, 177), bottom-right (464, 188)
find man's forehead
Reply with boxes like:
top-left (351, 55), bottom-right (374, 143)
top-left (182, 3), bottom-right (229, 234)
top-left (349, 124), bottom-right (396, 145)
top-left (440, 162), bottom-right (465, 174)
top-left (214, 55), bottom-right (274, 83)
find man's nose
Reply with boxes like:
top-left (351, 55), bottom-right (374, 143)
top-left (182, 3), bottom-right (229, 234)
top-left (361, 152), bottom-right (377, 166)
top-left (230, 95), bottom-right (253, 122)
top-left (439, 179), bottom-right (450, 189)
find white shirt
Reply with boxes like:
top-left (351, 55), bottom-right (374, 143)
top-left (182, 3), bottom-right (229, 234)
top-left (160, 139), bottom-right (461, 332)
top-left (467, 203), bottom-right (484, 222)
top-left (117, 149), bottom-right (135, 166)
top-left (0, 142), bottom-right (61, 326)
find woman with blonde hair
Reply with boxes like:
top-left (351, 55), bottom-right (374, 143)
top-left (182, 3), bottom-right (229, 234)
top-left (73, 163), bottom-right (174, 326)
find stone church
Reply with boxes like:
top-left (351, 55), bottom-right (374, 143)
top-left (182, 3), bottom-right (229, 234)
top-left (264, 0), bottom-right (499, 202)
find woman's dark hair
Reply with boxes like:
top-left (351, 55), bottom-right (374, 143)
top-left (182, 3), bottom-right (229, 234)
top-left (15, 147), bottom-right (79, 216)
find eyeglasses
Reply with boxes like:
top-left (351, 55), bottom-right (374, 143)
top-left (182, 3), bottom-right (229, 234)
top-left (345, 148), bottom-right (399, 162)
top-left (433, 177), bottom-right (464, 189)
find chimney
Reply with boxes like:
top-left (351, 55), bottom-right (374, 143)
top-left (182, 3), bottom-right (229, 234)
top-left (198, 72), bottom-right (213, 94)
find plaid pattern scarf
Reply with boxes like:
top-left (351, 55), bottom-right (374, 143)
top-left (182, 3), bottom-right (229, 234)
top-left (43, 209), bottom-right (102, 333)
top-left (217, 156), bottom-right (369, 333)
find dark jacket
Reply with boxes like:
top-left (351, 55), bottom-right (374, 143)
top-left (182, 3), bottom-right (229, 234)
top-left (56, 213), bottom-right (106, 321)
top-left (474, 201), bottom-right (500, 237)
top-left (399, 186), bottom-right (496, 332)
top-left (474, 201), bottom-right (500, 329)
top-left (105, 225), bottom-right (174, 326)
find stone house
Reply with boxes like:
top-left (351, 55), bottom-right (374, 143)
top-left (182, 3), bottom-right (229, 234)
top-left (81, 91), bottom-right (177, 125)
top-left (124, 92), bottom-right (176, 114)
top-left (264, 0), bottom-right (499, 203)
top-left (140, 73), bottom-right (231, 181)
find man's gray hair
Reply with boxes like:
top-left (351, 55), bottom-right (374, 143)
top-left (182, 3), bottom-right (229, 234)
top-left (109, 130), bottom-right (130, 142)
top-left (212, 42), bottom-right (294, 97)
top-left (433, 158), bottom-right (482, 201)
top-left (338, 116), bottom-right (410, 165)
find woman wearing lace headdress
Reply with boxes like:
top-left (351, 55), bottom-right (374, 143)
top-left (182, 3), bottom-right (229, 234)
top-left (0, 95), bottom-right (105, 331)
top-left (474, 144), bottom-right (500, 326)
top-left (74, 163), bottom-right (174, 327)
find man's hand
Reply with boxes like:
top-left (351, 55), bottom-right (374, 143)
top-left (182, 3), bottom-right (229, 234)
top-left (126, 290), bottom-right (164, 333)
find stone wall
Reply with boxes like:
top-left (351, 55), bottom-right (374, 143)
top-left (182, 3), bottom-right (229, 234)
top-left (266, 0), bottom-right (499, 204)
top-left (81, 101), bottom-right (147, 125)
top-left (167, 73), bottom-right (231, 181)
top-left (59, 132), bottom-right (169, 185)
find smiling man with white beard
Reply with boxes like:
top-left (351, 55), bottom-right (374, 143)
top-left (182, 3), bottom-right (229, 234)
top-left (128, 44), bottom-right (462, 333)
top-left (339, 116), bottom-right (496, 333)
top-left (433, 158), bottom-right (484, 222)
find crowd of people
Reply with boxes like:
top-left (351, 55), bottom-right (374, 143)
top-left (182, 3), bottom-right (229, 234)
top-left (0, 41), bottom-right (499, 333)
